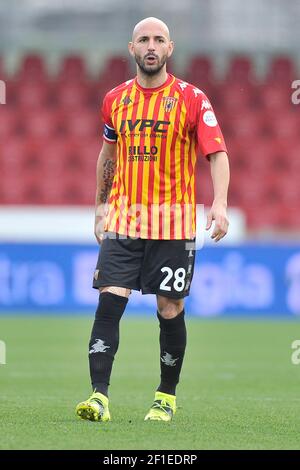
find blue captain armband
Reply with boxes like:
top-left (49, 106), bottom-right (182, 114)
top-left (103, 124), bottom-right (117, 142)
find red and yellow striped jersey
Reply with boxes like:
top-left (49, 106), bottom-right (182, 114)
top-left (101, 73), bottom-right (227, 240)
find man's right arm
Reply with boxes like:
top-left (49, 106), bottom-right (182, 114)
top-left (94, 140), bottom-right (117, 244)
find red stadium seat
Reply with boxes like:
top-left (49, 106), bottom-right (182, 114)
top-left (232, 138), bottom-right (278, 174)
top-left (40, 173), bottom-right (94, 205)
top-left (258, 83), bottom-right (292, 111)
top-left (36, 137), bottom-right (99, 188)
top-left (0, 138), bottom-right (29, 174)
top-left (36, 139), bottom-right (73, 177)
top-left (0, 174), bottom-right (25, 204)
top-left (266, 56), bottom-right (296, 84)
top-left (1, 142), bottom-right (49, 206)
top-left (0, 169), bottom-right (43, 204)
top-left (225, 56), bottom-right (256, 85)
top-left (16, 54), bottom-right (47, 81)
top-left (264, 111), bottom-right (299, 139)
top-left (246, 203), bottom-right (282, 229)
top-left (195, 159), bottom-right (213, 205)
top-left (89, 80), bottom-right (107, 109)
top-left (55, 82), bottom-right (91, 110)
top-left (280, 145), bottom-right (300, 174)
top-left (58, 55), bottom-right (88, 81)
top-left (2, 80), bottom-right (19, 107)
top-left (0, 56), bottom-right (7, 81)
top-left (0, 108), bottom-right (21, 139)
top-left (15, 82), bottom-right (50, 109)
top-left (269, 135), bottom-right (300, 173)
top-left (38, 175), bottom-right (66, 204)
top-left (184, 55), bottom-right (214, 92)
top-left (63, 111), bottom-right (99, 139)
top-left (280, 208), bottom-right (300, 229)
top-left (224, 138), bottom-right (247, 171)
top-left (77, 183), bottom-right (95, 205)
top-left (217, 83), bottom-right (256, 112)
top-left (231, 170), bottom-right (276, 208)
top-left (20, 151), bottom-right (90, 204)
top-left (99, 56), bottom-right (132, 88)
top-left (68, 138), bottom-right (100, 177)
top-left (275, 174), bottom-right (300, 206)
top-left (22, 110), bottom-right (62, 139)
top-left (225, 111), bottom-right (265, 139)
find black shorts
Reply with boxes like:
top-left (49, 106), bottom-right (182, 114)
top-left (93, 232), bottom-right (196, 299)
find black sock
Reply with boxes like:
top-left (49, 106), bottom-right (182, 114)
top-left (89, 292), bottom-right (128, 396)
top-left (157, 310), bottom-right (187, 396)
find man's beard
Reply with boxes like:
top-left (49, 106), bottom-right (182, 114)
top-left (135, 53), bottom-right (168, 76)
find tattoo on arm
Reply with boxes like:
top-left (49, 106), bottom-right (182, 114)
top-left (98, 158), bottom-right (116, 204)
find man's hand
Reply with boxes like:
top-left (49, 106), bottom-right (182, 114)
top-left (206, 201), bottom-right (229, 242)
top-left (94, 141), bottom-right (117, 244)
top-left (94, 203), bottom-right (108, 245)
top-left (94, 215), bottom-right (105, 245)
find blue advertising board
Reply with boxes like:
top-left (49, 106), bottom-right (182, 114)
top-left (0, 243), bottom-right (300, 316)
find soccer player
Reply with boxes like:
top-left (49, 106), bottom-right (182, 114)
top-left (76, 17), bottom-right (229, 422)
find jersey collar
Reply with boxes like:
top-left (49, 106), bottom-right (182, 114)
top-left (134, 73), bottom-right (175, 93)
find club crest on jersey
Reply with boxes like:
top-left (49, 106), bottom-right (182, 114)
top-left (162, 96), bottom-right (177, 112)
top-left (122, 96), bottom-right (132, 105)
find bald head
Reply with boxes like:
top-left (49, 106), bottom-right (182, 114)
top-left (129, 17), bottom-right (174, 80)
top-left (132, 17), bottom-right (170, 41)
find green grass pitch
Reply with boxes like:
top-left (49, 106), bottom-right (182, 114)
top-left (1, 315), bottom-right (300, 450)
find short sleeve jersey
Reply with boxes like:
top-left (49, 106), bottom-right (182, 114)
top-left (101, 74), bottom-right (227, 240)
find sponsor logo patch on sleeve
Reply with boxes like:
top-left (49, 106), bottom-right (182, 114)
top-left (203, 110), bottom-right (218, 127)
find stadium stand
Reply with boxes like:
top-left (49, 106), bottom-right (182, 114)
top-left (0, 53), bottom-right (299, 231)
top-left (17, 54), bottom-right (48, 82)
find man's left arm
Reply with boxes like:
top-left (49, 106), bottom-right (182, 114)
top-left (206, 151), bottom-right (230, 242)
